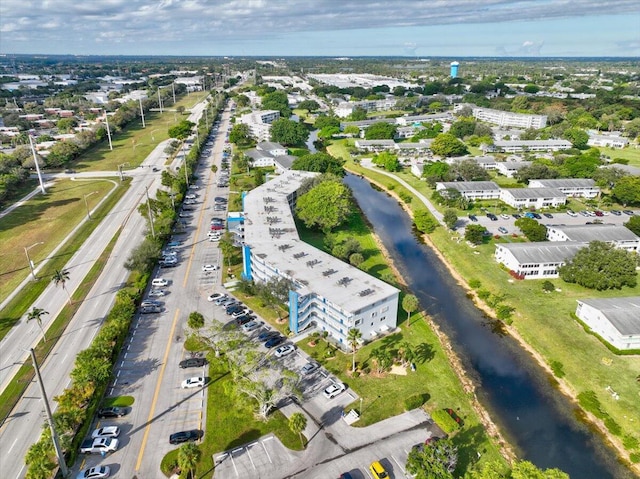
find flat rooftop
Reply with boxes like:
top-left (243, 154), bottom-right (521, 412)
top-left (243, 171), bottom-right (399, 315)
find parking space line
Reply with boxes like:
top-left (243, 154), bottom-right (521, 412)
top-left (391, 454), bottom-right (405, 474)
top-left (261, 439), bottom-right (273, 463)
top-left (246, 445), bottom-right (256, 470)
top-left (230, 452), bottom-right (239, 476)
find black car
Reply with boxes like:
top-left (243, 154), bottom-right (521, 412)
top-left (543, 213), bottom-right (554, 219)
top-left (236, 314), bottom-right (254, 326)
top-left (468, 214), bottom-right (477, 222)
top-left (258, 330), bottom-right (280, 342)
top-left (169, 429), bottom-right (203, 445)
top-left (226, 305), bottom-right (244, 315)
top-left (486, 213), bottom-right (498, 221)
top-left (97, 407), bottom-right (127, 418)
top-left (512, 213), bottom-right (521, 219)
top-left (179, 357), bottom-right (207, 369)
top-left (265, 336), bottom-right (285, 348)
top-left (532, 213), bottom-right (542, 219)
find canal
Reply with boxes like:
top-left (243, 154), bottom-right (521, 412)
top-left (344, 173), bottom-right (631, 479)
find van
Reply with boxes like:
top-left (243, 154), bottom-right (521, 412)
top-left (152, 278), bottom-right (169, 287)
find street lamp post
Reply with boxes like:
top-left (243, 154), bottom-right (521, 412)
top-left (117, 162), bottom-right (129, 182)
top-left (104, 111), bottom-right (113, 151)
top-left (158, 89), bottom-right (163, 113)
top-left (139, 97), bottom-right (146, 128)
top-left (28, 134), bottom-right (46, 194)
top-left (145, 186), bottom-right (156, 239)
top-left (24, 242), bottom-right (44, 280)
top-left (83, 191), bottom-right (98, 220)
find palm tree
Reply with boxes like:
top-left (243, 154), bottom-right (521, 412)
top-left (177, 442), bottom-right (201, 479)
top-left (52, 268), bottom-right (72, 304)
top-left (288, 412), bottom-right (307, 448)
top-left (26, 307), bottom-right (49, 342)
top-left (347, 328), bottom-right (362, 373)
top-left (402, 294), bottom-right (419, 328)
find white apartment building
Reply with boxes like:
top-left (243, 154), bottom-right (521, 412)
top-left (499, 188), bottom-right (567, 209)
top-left (528, 179), bottom-right (600, 198)
top-left (489, 139), bottom-right (573, 153)
top-left (587, 134), bottom-right (629, 149)
top-left (456, 104), bottom-right (547, 129)
top-left (435, 181), bottom-right (501, 200)
top-left (495, 161), bottom-right (532, 178)
top-left (494, 242), bottom-right (587, 279)
top-left (241, 171), bottom-right (400, 347)
top-left (546, 224), bottom-right (640, 252)
top-left (576, 297), bottom-right (640, 351)
top-left (238, 110), bottom-right (280, 142)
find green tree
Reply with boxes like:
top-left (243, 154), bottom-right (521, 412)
top-left (261, 90), bottom-right (291, 117)
top-left (450, 158), bottom-right (490, 182)
top-left (343, 125), bottom-right (361, 136)
top-left (523, 84), bottom-right (540, 94)
top-left (56, 117), bottom-right (77, 133)
top-left (402, 294), bottom-right (419, 328)
top-left (624, 215), bottom-right (640, 236)
top-left (370, 347), bottom-right (393, 374)
top-left (465, 460), bottom-right (569, 479)
top-left (558, 241), bottom-right (637, 290)
top-left (372, 151), bottom-right (400, 172)
top-left (296, 180), bottom-right (353, 233)
top-left (406, 437), bottom-right (458, 479)
top-left (349, 107), bottom-right (367, 121)
top-left (288, 412), bottom-right (307, 448)
top-left (414, 209), bottom-right (438, 233)
top-left (364, 122), bottom-right (397, 140)
top-left (422, 161), bottom-right (452, 187)
top-left (563, 128), bottom-right (589, 149)
top-left (314, 115), bottom-right (340, 130)
top-left (291, 152), bottom-right (344, 176)
top-left (465, 224), bottom-right (487, 245)
top-left (46, 141), bottom-right (80, 167)
top-left (270, 118), bottom-right (309, 146)
top-left (177, 442), bottom-right (201, 479)
top-left (347, 328), bottom-right (362, 372)
top-left (450, 118), bottom-right (476, 139)
top-left (430, 133), bottom-right (469, 157)
top-left (515, 163), bottom-right (559, 183)
top-left (514, 217), bottom-right (548, 241)
top-left (219, 232), bottom-right (238, 268)
top-left (27, 307), bottom-right (49, 342)
top-left (349, 252), bottom-right (364, 267)
top-left (228, 123), bottom-right (252, 146)
top-left (52, 268), bottom-right (72, 304)
top-left (188, 311), bottom-right (205, 330)
top-left (235, 94), bottom-right (250, 108)
top-left (124, 237), bottom-right (161, 272)
top-left (443, 209), bottom-right (458, 230)
top-left (298, 100), bottom-right (319, 112)
top-left (168, 119), bottom-right (195, 140)
top-left (612, 176), bottom-right (640, 206)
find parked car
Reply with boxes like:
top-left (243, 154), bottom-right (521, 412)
top-left (265, 336), bottom-right (285, 348)
top-left (76, 466), bottom-right (110, 479)
top-left (566, 210), bottom-right (578, 217)
top-left (610, 210), bottom-right (622, 216)
top-left (152, 278), bottom-right (169, 287)
top-left (258, 330), bottom-right (280, 342)
top-left (181, 376), bottom-right (205, 389)
top-left (91, 426), bottom-right (120, 439)
top-left (486, 213), bottom-right (498, 221)
top-left (185, 194), bottom-right (197, 200)
top-left (80, 437), bottom-right (119, 454)
top-left (274, 344), bottom-right (295, 358)
top-left (594, 210), bottom-right (604, 217)
top-left (623, 210), bottom-right (635, 216)
top-left (532, 213), bottom-right (542, 219)
top-left (300, 361), bottom-right (319, 375)
top-left (369, 461), bottom-right (389, 479)
top-left (179, 357), bottom-right (207, 369)
top-left (579, 210), bottom-right (590, 217)
top-left (468, 214), bottom-right (477, 222)
top-left (543, 213), bottom-right (554, 218)
top-left (512, 213), bottom-right (521, 219)
top-left (500, 214), bottom-right (510, 220)
top-left (323, 382), bottom-right (346, 399)
top-left (339, 474), bottom-right (354, 479)
top-left (232, 308), bottom-right (251, 318)
top-left (242, 320), bottom-right (261, 332)
top-left (497, 227), bottom-right (508, 234)
top-left (207, 292), bottom-right (226, 302)
top-left (524, 212), bottom-right (536, 219)
top-left (169, 429), bottom-right (204, 445)
top-left (226, 305), bottom-right (244, 315)
top-left (202, 264), bottom-right (220, 272)
top-left (210, 224), bottom-right (224, 231)
top-left (148, 289), bottom-right (166, 297)
top-left (97, 407), bottom-right (127, 418)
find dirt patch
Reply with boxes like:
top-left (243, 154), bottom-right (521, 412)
top-left (390, 364), bottom-right (408, 376)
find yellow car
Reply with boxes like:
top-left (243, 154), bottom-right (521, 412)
top-left (369, 461), bottom-right (388, 479)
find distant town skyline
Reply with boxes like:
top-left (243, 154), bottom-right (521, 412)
top-left (0, 1), bottom-right (639, 58)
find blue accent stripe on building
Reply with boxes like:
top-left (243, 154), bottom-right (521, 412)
top-left (289, 290), bottom-right (299, 334)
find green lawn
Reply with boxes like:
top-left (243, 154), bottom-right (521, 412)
top-left (599, 146), bottom-right (640, 167)
top-left (0, 178), bottom-right (116, 304)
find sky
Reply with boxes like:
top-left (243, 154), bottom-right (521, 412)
top-left (0, 0), bottom-right (639, 57)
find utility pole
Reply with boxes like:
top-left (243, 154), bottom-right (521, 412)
top-left (104, 111), bottom-right (113, 151)
top-left (139, 97), bottom-right (146, 128)
top-left (28, 134), bottom-right (46, 194)
top-left (158, 89), bottom-right (163, 113)
top-left (182, 142), bottom-right (190, 188)
top-left (83, 191), bottom-right (98, 220)
top-left (172, 82), bottom-right (176, 104)
top-left (145, 186), bottom-right (156, 239)
top-left (30, 348), bottom-right (69, 477)
top-left (24, 242), bottom-right (44, 280)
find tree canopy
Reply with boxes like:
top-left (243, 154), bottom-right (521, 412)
top-left (364, 122), bottom-right (397, 140)
top-left (228, 123), bottom-right (253, 146)
top-left (261, 90), bottom-right (291, 117)
top-left (168, 119), bottom-right (194, 140)
top-left (624, 215), bottom-right (640, 236)
top-left (612, 176), bottom-right (640, 206)
top-left (298, 99), bottom-right (320, 112)
top-left (406, 437), bottom-right (458, 479)
top-left (465, 224), bottom-right (487, 245)
top-left (430, 133), bottom-right (469, 157)
top-left (295, 179), bottom-right (353, 233)
top-left (372, 151), bottom-right (400, 172)
top-left (514, 217), bottom-right (548, 241)
top-left (291, 152), bottom-right (345, 176)
top-left (558, 241), bottom-right (637, 290)
top-left (270, 118), bottom-right (309, 146)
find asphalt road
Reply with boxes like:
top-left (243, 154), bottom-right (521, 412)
top-left (0, 101), bottom-right (212, 479)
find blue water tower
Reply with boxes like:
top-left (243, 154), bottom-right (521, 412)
top-left (450, 61), bottom-right (459, 78)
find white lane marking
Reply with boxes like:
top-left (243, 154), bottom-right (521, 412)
top-left (261, 439), bottom-right (273, 464)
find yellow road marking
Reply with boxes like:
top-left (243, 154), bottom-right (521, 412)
top-left (183, 164), bottom-right (213, 288)
top-left (134, 308), bottom-right (180, 471)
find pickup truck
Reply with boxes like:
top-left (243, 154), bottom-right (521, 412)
top-left (80, 437), bottom-right (119, 454)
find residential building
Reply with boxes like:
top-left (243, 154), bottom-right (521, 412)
top-left (488, 139), bottom-right (572, 153)
top-left (238, 110), bottom-right (280, 142)
top-left (495, 160), bottom-right (533, 178)
top-left (446, 155), bottom-right (498, 170)
top-left (587, 134), bottom-right (629, 149)
top-left (500, 187), bottom-right (567, 209)
top-left (528, 179), bottom-right (600, 198)
top-left (494, 242), bottom-right (587, 279)
top-left (546, 224), bottom-right (640, 252)
top-left (244, 143), bottom-right (297, 172)
top-left (456, 104), bottom-right (547, 129)
top-left (435, 181), bottom-right (501, 200)
top-left (576, 297), bottom-right (640, 351)
top-left (354, 139), bottom-right (396, 152)
top-left (241, 171), bottom-right (400, 346)
top-left (257, 141), bottom-right (287, 156)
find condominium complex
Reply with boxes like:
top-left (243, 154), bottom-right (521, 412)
top-left (456, 103), bottom-right (547, 129)
top-left (241, 171), bottom-right (400, 347)
top-left (238, 109), bottom-right (280, 141)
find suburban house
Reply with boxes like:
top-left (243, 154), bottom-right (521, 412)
top-left (455, 104), bottom-right (547, 129)
top-left (244, 142), bottom-right (297, 172)
top-left (241, 170), bottom-right (400, 346)
top-left (435, 181), bottom-right (501, 200)
top-left (576, 297), bottom-right (640, 351)
top-left (238, 110), bottom-right (281, 142)
top-left (528, 179), bottom-right (600, 198)
top-left (587, 134), bottom-right (629, 149)
top-left (495, 160), bottom-right (533, 178)
top-left (546, 224), bottom-right (640, 252)
top-left (494, 242), bottom-right (587, 279)
top-left (499, 187), bottom-right (567, 209)
top-left (487, 139), bottom-right (573, 153)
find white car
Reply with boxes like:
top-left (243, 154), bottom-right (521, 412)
top-left (148, 289), bottom-right (166, 297)
top-left (152, 278), bottom-right (169, 287)
top-left (91, 426), bottom-right (120, 439)
top-left (185, 194), bottom-right (197, 200)
top-left (202, 264), bottom-right (220, 272)
top-left (274, 344), bottom-right (295, 358)
top-left (323, 382), bottom-right (346, 399)
top-left (76, 466), bottom-right (111, 479)
top-left (207, 292), bottom-right (226, 302)
top-left (182, 376), bottom-right (205, 389)
top-left (500, 214), bottom-right (510, 220)
top-left (209, 235), bottom-right (221, 242)
top-left (242, 320), bottom-right (261, 332)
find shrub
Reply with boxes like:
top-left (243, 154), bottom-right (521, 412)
top-left (577, 390), bottom-right (605, 419)
top-left (542, 280), bottom-right (555, 292)
top-left (431, 409), bottom-right (462, 434)
top-left (404, 393), bottom-right (429, 411)
top-left (352, 371), bottom-right (360, 378)
top-left (623, 435), bottom-right (639, 450)
top-left (477, 289), bottom-right (491, 300)
top-left (496, 304), bottom-right (515, 321)
top-left (630, 452), bottom-right (640, 464)
top-left (468, 279), bottom-right (482, 289)
top-left (550, 360), bottom-right (565, 378)
top-left (398, 191), bottom-right (412, 204)
top-left (604, 417), bottom-right (622, 436)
